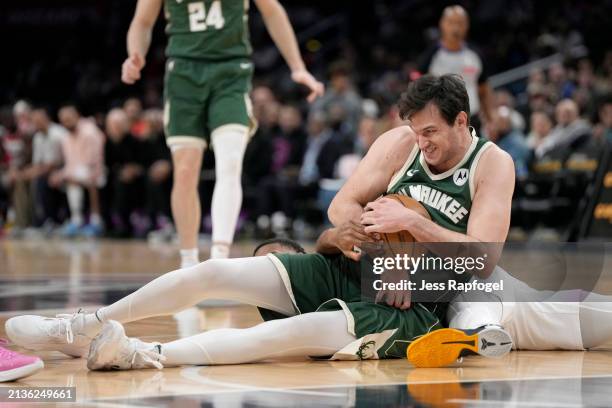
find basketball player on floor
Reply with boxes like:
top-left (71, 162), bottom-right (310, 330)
top-left (5, 74), bottom-right (516, 370)
top-left (9, 74), bottom-right (612, 369)
top-left (122, 0), bottom-right (324, 268)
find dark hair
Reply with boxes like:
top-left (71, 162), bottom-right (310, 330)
top-left (328, 60), bottom-right (351, 78)
top-left (59, 102), bottom-right (80, 113)
top-left (398, 74), bottom-right (470, 125)
top-left (253, 238), bottom-right (306, 256)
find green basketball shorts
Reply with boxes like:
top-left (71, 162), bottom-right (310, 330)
top-left (262, 253), bottom-right (446, 360)
top-left (163, 57), bottom-right (257, 148)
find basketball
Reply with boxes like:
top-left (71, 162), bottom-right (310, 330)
top-left (378, 194), bottom-right (431, 244)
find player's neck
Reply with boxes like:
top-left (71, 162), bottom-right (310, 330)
top-left (441, 39), bottom-right (463, 52)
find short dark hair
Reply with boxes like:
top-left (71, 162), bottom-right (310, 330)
top-left (253, 238), bottom-right (306, 256)
top-left (398, 74), bottom-right (470, 125)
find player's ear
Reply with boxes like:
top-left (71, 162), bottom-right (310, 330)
top-left (455, 111), bottom-right (468, 129)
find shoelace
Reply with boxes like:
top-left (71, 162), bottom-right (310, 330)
top-left (131, 346), bottom-right (166, 370)
top-left (49, 309), bottom-right (85, 344)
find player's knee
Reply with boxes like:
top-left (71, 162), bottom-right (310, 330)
top-left (216, 153), bottom-right (243, 179)
top-left (173, 162), bottom-right (200, 190)
top-left (195, 258), bottom-right (232, 289)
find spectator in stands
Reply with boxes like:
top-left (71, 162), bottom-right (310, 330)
top-left (547, 62), bottom-right (575, 102)
top-left (495, 90), bottom-right (526, 131)
top-left (523, 83), bottom-right (555, 120)
top-left (593, 97), bottom-right (612, 144)
top-left (274, 105), bottom-right (306, 175)
top-left (142, 109), bottom-right (173, 235)
top-left (123, 98), bottom-right (146, 138)
top-left (2, 104), bottom-right (32, 232)
top-left (573, 59), bottom-right (598, 118)
top-left (243, 86), bottom-right (278, 189)
top-left (50, 104), bottom-right (105, 237)
top-left (104, 108), bottom-right (148, 237)
top-left (535, 99), bottom-right (592, 159)
top-left (20, 107), bottom-right (67, 227)
top-left (419, 5), bottom-right (493, 131)
top-left (487, 106), bottom-right (531, 179)
top-left (317, 114), bottom-right (382, 224)
top-left (252, 105), bottom-right (306, 235)
top-left (526, 111), bottom-right (554, 150)
top-left (262, 112), bottom-right (344, 234)
top-left (310, 61), bottom-right (363, 136)
top-left (12, 101), bottom-right (35, 139)
top-left (354, 114), bottom-right (379, 157)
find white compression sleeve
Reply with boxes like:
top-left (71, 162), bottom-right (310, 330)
top-left (66, 184), bottom-right (84, 225)
top-left (579, 291), bottom-right (612, 349)
top-left (162, 311), bottom-right (356, 365)
top-left (96, 257), bottom-right (295, 325)
top-left (210, 125), bottom-right (249, 258)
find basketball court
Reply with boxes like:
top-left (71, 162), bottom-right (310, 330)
top-left (2, 239), bottom-right (612, 407)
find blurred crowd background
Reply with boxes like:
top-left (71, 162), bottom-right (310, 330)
top-left (0, 0), bottom-right (610, 242)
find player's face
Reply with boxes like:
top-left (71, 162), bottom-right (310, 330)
top-left (409, 103), bottom-right (464, 169)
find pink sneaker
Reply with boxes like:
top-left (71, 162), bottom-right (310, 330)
top-left (0, 340), bottom-right (44, 382)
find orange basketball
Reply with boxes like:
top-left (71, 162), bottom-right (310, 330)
top-left (379, 194), bottom-right (430, 244)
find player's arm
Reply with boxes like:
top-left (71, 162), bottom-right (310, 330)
top-left (363, 146), bottom-right (514, 243)
top-left (123, 0), bottom-right (162, 84)
top-left (254, 0), bottom-right (323, 102)
top-left (362, 146), bottom-right (515, 272)
top-left (329, 126), bottom-right (415, 227)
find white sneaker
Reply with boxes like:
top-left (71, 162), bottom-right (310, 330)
top-left (5, 310), bottom-right (92, 357)
top-left (87, 321), bottom-right (165, 371)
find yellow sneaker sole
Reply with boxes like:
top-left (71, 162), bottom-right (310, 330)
top-left (407, 327), bottom-right (512, 368)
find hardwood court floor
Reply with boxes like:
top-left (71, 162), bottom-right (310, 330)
top-left (1, 239), bottom-right (612, 407)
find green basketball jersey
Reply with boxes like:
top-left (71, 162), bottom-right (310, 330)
top-left (164, 0), bottom-right (252, 60)
top-left (386, 131), bottom-right (492, 233)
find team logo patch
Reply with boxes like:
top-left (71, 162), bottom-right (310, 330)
top-left (406, 169), bottom-right (418, 178)
top-left (453, 168), bottom-right (469, 186)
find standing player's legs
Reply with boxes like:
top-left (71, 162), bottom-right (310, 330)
top-left (209, 125), bottom-right (249, 259)
top-left (164, 58), bottom-right (209, 268)
top-left (170, 145), bottom-right (205, 268)
top-left (207, 60), bottom-right (256, 259)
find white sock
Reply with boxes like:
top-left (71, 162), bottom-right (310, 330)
top-left (210, 125), bottom-right (248, 253)
top-left (180, 248), bottom-right (199, 268)
top-left (90, 213), bottom-right (102, 227)
top-left (210, 243), bottom-right (230, 259)
top-left (67, 184), bottom-right (84, 226)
